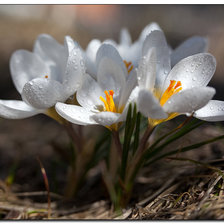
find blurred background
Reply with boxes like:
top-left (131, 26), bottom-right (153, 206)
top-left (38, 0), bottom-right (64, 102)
top-left (0, 5), bottom-right (224, 194)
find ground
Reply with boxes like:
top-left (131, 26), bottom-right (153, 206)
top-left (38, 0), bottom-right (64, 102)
top-left (1, 116), bottom-right (224, 220)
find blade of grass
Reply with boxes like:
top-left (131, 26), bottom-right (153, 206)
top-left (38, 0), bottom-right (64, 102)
top-left (37, 157), bottom-right (51, 219)
top-left (133, 112), bottom-right (141, 154)
top-left (147, 134), bottom-right (224, 166)
top-left (144, 119), bottom-right (204, 161)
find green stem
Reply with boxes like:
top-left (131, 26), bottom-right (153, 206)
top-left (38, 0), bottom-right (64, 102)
top-left (112, 130), bottom-right (122, 158)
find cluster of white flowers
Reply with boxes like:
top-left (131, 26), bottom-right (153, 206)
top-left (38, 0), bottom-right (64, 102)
top-left (1, 22), bottom-right (224, 128)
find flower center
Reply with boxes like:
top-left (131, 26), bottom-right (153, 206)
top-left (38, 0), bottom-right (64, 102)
top-left (124, 60), bottom-right (133, 74)
top-left (45, 75), bottom-right (48, 78)
top-left (160, 80), bottom-right (182, 106)
top-left (100, 90), bottom-right (117, 113)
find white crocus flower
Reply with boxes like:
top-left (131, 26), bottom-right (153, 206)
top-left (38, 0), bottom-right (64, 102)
top-left (83, 22), bottom-right (161, 80)
top-left (83, 22), bottom-right (208, 80)
top-left (170, 35), bottom-right (208, 67)
top-left (56, 44), bottom-right (137, 130)
top-left (194, 100), bottom-right (224, 122)
top-left (0, 34), bottom-right (85, 121)
top-left (136, 30), bottom-right (216, 127)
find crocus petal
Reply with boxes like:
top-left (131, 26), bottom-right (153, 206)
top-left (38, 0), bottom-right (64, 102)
top-left (10, 50), bottom-right (50, 94)
top-left (163, 86), bottom-right (216, 114)
top-left (77, 73), bottom-right (104, 110)
top-left (96, 44), bottom-right (127, 98)
top-left (118, 69), bottom-right (137, 110)
top-left (142, 30), bottom-right (171, 90)
top-left (22, 78), bottom-right (66, 109)
top-left (194, 100), bottom-right (224, 122)
top-left (85, 39), bottom-right (101, 79)
top-left (33, 34), bottom-right (66, 82)
top-left (139, 22), bottom-right (161, 43)
top-left (137, 89), bottom-right (168, 119)
top-left (171, 36), bottom-right (208, 67)
top-left (120, 28), bottom-right (132, 46)
top-left (55, 102), bottom-right (97, 125)
top-left (62, 46), bottom-right (86, 97)
top-left (64, 35), bottom-right (78, 56)
top-left (0, 100), bottom-right (41, 119)
top-left (163, 53), bottom-right (216, 92)
top-left (91, 111), bottom-right (121, 126)
top-left (137, 48), bottom-right (156, 90)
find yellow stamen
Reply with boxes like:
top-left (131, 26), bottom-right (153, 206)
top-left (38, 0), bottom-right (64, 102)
top-left (148, 80), bottom-right (182, 127)
top-left (100, 90), bottom-right (117, 113)
top-left (160, 80), bottom-right (182, 106)
top-left (124, 60), bottom-right (133, 74)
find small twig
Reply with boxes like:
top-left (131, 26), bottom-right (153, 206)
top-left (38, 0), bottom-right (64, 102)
top-left (137, 171), bottom-right (182, 207)
top-left (198, 174), bottom-right (222, 210)
top-left (37, 157), bottom-right (51, 219)
top-left (14, 191), bottom-right (63, 199)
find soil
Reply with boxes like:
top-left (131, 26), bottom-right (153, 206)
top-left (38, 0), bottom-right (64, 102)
top-left (1, 116), bottom-right (224, 220)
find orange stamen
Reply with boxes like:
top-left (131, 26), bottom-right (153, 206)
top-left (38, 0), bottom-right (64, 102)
top-left (124, 60), bottom-right (133, 74)
top-left (160, 80), bottom-right (182, 106)
top-left (45, 75), bottom-right (48, 78)
top-left (100, 90), bottom-right (117, 112)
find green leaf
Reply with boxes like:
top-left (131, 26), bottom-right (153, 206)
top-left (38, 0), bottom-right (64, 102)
top-left (144, 119), bottom-right (204, 162)
top-left (133, 112), bottom-right (141, 154)
top-left (147, 134), bottom-right (224, 165)
top-left (121, 103), bottom-right (133, 179)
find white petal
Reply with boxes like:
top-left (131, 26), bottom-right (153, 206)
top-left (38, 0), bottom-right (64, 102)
top-left (194, 100), bottom-right (224, 122)
top-left (55, 102), bottom-right (97, 125)
top-left (142, 30), bottom-right (171, 90)
top-left (33, 34), bottom-right (66, 82)
top-left (0, 100), bottom-right (41, 119)
top-left (137, 48), bottom-right (156, 90)
top-left (62, 46), bottom-right (86, 97)
top-left (137, 89), bottom-right (167, 119)
top-left (96, 44), bottom-right (127, 98)
top-left (64, 35), bottom-right (78, 56)
top-left (10, 50), bottom-right (50, 94)
top-left (85, 39), bottom-right (101, 79)
top-left (163, 53), bottom-right (216, 92)
top-left (77, 73), bottom-right (104, 110)
top-left (118, 69), bottom-right (137, 110)
top-left (139, 22), bottom-right (162, 43)
top-left (120, 28), bottom-right (132, 46)
top-left (171, 36), bottom-right (208, 67)
top-left (21, 78), bottom-right (66, 109)
top-left (163, 86), bottom-right (216, 114)
top-left (91, 111), bottom-right (121, 126)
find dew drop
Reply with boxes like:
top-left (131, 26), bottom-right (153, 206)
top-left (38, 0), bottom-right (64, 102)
top-left (192, 77), bottom-right (197, 81)
top-left (210, 106), bottom-right (214, 110)
top-left (80, 60), bottom-right (84, 67)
